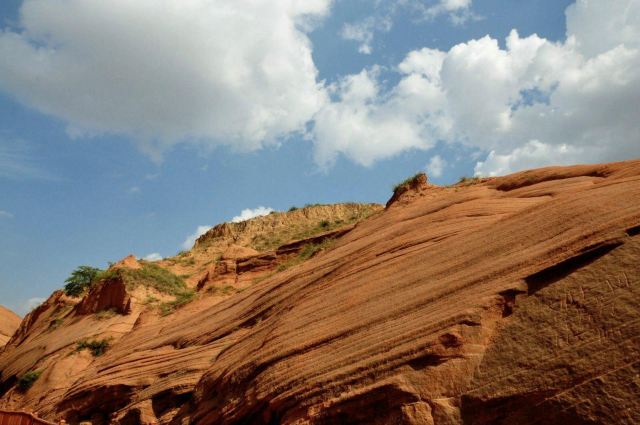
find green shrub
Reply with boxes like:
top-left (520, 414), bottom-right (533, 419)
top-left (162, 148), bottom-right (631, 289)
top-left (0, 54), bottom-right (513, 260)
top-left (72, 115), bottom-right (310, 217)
top-left (76, 338), bottom-right (111, 356)
top-left (319, 220), bottom-right (330, 229)
top-left (288, 206), bottom-right (299, 212)
top-left (18, 370), bottom-right (42, 391)
top-left (64, 266), bottom-right (103, 297)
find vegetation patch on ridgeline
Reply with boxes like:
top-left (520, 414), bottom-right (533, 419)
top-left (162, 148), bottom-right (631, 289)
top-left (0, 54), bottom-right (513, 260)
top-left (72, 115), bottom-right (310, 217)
top-left (455, 176), bottom-right (482, 187)
top-left (118, 262), bottom-right (187, 295)
top-left (118, 262), bottom-right (196, 316)
top-left (17, 370), bottom-right (42, 391)
top-left (252, 206), bottom-right (376, 252)
top-left (393, 172), bottom-right (427, 194)
top-left (193, 203), bottom-right (381, 254)
top-left (76, 338), bottom-right (111, 357)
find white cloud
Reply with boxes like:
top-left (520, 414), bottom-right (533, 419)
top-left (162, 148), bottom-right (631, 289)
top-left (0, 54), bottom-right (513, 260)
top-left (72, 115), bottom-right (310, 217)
top-left (231, 206), bottom-right (274, 223)
top-left (426, 155), bottom-right (447, 178)
top-left (0, 0), bottom-right (330, 158)
top-left (313, 0), bottom-right (640, 175)
top-left (142, 253), bottom-right (163, 262)
top-left (25, 297), bottom-right (45, 312)
top-left (340, 16), bottom-right (392, 54)
top-left (128, 186), bottom-right (141, 194)
top-left (181, 225), bottom-right (212, 251)
top-left (0, 210), bottom-right (14, 219)
top-left (474, 141), bottom-right (589, 177)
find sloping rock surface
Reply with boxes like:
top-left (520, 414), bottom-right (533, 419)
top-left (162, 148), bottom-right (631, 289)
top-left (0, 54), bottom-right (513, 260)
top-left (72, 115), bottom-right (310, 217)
top-left (0, 306), bottom-right (20, 349)
top-left (1, 160), bottom-right (640, 424)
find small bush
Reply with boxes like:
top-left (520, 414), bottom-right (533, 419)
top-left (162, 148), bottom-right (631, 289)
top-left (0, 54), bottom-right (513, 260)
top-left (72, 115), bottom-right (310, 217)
top-left (64, 266), bottom-right (103, 297)
top-left (17, 370), bottom-right (42, 391)
top-left (288, 206), bottom-right (299, 212)
top-left (76, 338), bottom-right (111, 357)
top-left (319, 220), bottom-right (330, 229)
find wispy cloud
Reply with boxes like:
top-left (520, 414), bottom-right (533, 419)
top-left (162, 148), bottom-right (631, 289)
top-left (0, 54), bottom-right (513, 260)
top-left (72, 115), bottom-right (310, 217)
top-left (340, 16), bottom-right (392, 54)
top-left (0, 210), bottom-right (14, 219)
top-left (0, 139), bottom-right (56, 181)
top-left (340, 0), bottom-right (477, 55)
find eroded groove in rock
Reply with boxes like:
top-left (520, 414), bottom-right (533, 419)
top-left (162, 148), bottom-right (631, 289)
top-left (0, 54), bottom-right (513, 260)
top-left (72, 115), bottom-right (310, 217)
top-left (524, 240), bottom-right (623, 295)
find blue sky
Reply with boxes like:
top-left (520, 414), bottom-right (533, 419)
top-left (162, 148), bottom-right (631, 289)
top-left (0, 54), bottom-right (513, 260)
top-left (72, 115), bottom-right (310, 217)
top-left (1, 0), bottom-right (638, 315)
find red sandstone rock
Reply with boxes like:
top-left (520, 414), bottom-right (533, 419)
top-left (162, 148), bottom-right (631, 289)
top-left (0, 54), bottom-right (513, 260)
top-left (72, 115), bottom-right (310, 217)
top-left (75, 278), bottom-right (132, 316)
top-left (1, 160), bottom-right (639, 425)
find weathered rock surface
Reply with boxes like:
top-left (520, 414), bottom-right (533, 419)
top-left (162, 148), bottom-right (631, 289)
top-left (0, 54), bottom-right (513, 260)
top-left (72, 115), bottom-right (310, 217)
top-left (0, 306), bottom-right (20, 349)
top-left (1, 160), bottom-right (640, 424)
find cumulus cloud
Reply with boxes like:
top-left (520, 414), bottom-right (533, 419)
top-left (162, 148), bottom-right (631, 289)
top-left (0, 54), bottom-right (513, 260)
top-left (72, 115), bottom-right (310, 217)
top-left (231, 206), bottom-right (274, 223)
top-left (0, 0), bottom-right (330, 157)
top-left (142, 253), bottom-right (163, 262)
top-left (314, 0), bottom-right (640, 175)
top-left (426, 155), bottom-right (447, 178)
top-left (181, 225), bottom-right (212, 251)
top-left (0, 210), bottom-right (14, 219)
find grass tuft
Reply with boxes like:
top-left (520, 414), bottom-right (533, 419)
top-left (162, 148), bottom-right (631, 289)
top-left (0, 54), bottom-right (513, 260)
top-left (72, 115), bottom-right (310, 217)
top-left (159, 291), bottom-right (196, 316)
top-left (17, 370), bottom-right (42, 391)
top-left (76, 338), bottom-right (111, 356)
top-left (393, 172), bottom-right (426, 192)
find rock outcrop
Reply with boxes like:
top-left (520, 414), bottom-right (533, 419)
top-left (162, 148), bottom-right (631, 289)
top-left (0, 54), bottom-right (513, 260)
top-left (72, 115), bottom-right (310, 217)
top-left (1, 160), bottom-right (639, 424)
top-left (0, 306), bottom-right (20, 349)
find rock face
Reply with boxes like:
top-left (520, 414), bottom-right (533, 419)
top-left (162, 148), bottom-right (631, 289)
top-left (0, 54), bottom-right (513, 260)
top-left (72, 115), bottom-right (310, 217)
top-left (0, 306), bottom-right (20, 349)
top-left (1, 160), bottom-right (640, 424)
top-left (75, 277), bottom-right (132, 316)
